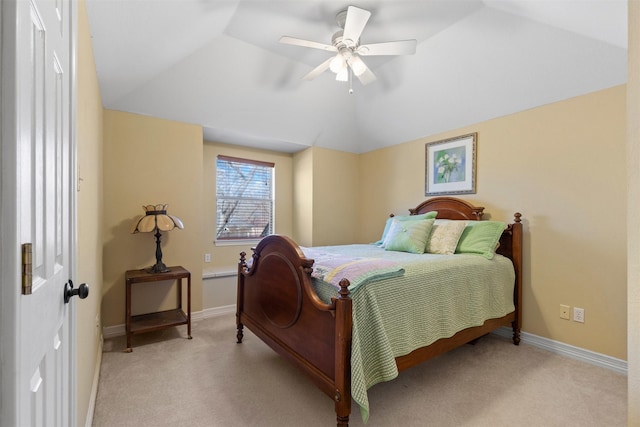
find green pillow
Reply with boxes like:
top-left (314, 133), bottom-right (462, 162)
top-left (384, 218), bottom-right (435, 254)
top-left (455, 221), bottom-right (507, 259)
top-left (375, 211), bottom-right (437, 245)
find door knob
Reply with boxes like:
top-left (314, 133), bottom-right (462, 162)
top-left (64, 280), bottom-right (89, 304)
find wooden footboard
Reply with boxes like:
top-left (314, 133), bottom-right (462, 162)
top-left (236, 235), bottom-right (353, 426)
top-left (236, 197), bottom-right (523, 427)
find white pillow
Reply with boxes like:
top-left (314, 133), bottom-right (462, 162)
top-left (425, 220), bottom-right (467, 255)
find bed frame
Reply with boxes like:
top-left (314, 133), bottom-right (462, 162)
top-left (236, 197), bottom-right (523, 426)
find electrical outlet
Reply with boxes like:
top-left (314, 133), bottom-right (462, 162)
top-left (573, 307), bottom-right (585, 323)
top-left (560, 304), bottom-right (570, 320)
top-left (204, 253), bottom-right (211, 263)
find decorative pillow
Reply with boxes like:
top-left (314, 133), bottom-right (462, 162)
top-left (383, 218), bottom-right (435, 254)
top-left (382, 216), bottom-right (432, 248)
top-left (375, 211), bottom-right (437, 245)
top-left (456, 220), bottom-right (507, 259)
top-left (425, 220), bottom-right (467, 255)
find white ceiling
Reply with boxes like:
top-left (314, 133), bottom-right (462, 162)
top-left (86, 0), bottom-right (628, 154)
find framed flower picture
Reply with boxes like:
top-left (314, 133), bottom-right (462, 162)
top-left (425, 133), bottom-right (477, 196)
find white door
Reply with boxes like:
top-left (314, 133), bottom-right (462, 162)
top-left (0, 0), bottom-right (78, 426)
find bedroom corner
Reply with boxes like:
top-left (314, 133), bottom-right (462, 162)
top-left (101, 111), bottom-right (204, 332)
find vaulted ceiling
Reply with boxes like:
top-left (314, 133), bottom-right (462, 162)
top-left (86, 0), bottom-right (627, 154)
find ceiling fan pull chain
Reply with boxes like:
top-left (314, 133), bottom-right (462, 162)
top-left (349, 67), bottom-right (354, 94)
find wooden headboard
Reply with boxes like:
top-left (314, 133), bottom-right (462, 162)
top-left (410, 196), bottom-right (485, 220)
top-left (409, 196), bottom-right (522, 259)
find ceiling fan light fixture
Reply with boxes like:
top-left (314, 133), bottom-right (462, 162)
top-left (329, 55), bottom-right (346, 73)
top-left (336, 68), bottom-right (349, 82)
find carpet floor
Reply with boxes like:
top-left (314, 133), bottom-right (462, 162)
top-left (92, 313), bottom-right (626, 427)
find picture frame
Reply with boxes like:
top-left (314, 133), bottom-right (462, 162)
top-left (425, 133), bottom-right (477, 196)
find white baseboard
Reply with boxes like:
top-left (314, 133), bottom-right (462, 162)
top-left (492, 327), bottom-right (627, 375)
top-left (194, 304), bottom-right (236, 320)
top-left (102, 311), bottom-right (627, 376)
top-left (84, 334), bottom-right (103, 427)
top-left (102, 304), bottom-right (237, 339)
top-left (102, 323), bottom-right (124, 339)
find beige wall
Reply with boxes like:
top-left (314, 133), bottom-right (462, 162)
top-left (293, 148), bottom-right (313, 246)
top-left (292, 147), bottom-right (360, 247)
top-left (311, 147), bottom-right (360, 246)
top-left (628, 0), bottom-right (639, 423)
top-left (76, 1), bottom-right (104, 425)
top-left (102, 110), bottom-right (203, 327)
top-left (359, 85), bottom-right (627, 360)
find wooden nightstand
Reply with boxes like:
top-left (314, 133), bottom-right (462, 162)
top-left (125, 266), bottom-right (192, 352)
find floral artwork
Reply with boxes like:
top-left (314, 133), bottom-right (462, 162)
top-left (425, 133), bottom-right (476, 195)
top-left (434, 146), bottom-right (466, 184)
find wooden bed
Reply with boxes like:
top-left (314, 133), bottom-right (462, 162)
top-left (236, 197), bottom-right (523, 426)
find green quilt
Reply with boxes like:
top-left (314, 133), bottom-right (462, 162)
top-left (310, 244), bottom-right (515, 423)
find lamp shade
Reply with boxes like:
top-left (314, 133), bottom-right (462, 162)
top-left (130, 204), bottom-right (184, 234)
top-left (130, 204), bottom-right (184, 273)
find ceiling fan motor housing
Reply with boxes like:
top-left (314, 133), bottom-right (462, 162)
top-left (332, 30), bottom-right (359, 50)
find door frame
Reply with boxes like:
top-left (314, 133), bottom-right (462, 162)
top-left (0, 0), bottom-right (22, 422)
top-left (0, 0), bottom-right (79, 425)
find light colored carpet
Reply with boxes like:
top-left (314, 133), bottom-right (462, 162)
top-left (92, 313), bottom-right (626, 427)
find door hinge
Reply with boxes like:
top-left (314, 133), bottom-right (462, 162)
top-left (22, 243), bottom-right (32, 295)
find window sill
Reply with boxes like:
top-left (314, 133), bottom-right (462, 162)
top-left (214, 239), bottom-right (261, 247)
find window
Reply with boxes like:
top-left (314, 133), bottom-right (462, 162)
top-left (216, 155), bottom-right (274, 242)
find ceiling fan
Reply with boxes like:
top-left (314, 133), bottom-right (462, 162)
top-left (280, 5), bottom-right (417, 91)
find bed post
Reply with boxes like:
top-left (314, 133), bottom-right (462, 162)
top-left (334, 279), bottom-right (353, 427)
top-left (236, 251), bottom-right (247, 344)
top-left (510, 213), bottom-right (523, 345)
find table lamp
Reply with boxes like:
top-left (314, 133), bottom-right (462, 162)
top-left (130, 204), bottom-right (184, 273)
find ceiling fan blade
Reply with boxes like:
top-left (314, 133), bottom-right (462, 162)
top-left (348, 55), bottom-right (376, 86)
top-left (303, 56), bottom-right (334, 81)
top-left (342, 6), bottom-right (371, 45)
top-left (358, 40), bottom-right (417, 56)
top-left (279, 36), bottom-right (337, 52)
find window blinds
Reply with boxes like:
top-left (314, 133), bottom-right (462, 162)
top-left (216, 155), bottom-right (274, 240)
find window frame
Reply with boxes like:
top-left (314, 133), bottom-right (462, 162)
top-left (214, 155), bottom-right (275, 246)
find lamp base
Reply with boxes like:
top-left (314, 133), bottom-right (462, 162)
top-left (146, 262), bottom-right (170, 274)
top-left (147, 230), bottom-right (170, 273)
